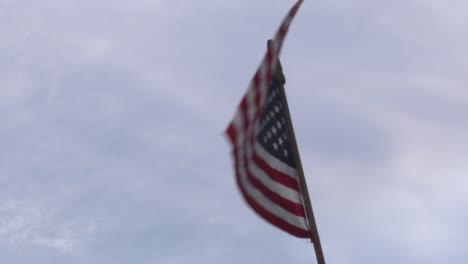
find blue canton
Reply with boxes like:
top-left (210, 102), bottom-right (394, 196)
top-left (257, 81), bottom-right (296, 168)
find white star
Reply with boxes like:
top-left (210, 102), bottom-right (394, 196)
top-left (273, 143), bottom-right (278, 150)
top-left (274, 105), bottom-right (280, 113)
top-left (272, 127), bottom-right (277, 135)
top-left (284, 150), bottom-right (288, 157)
top-left (276, 121), bottom-right (282, 129)
top-left (278, 138), bottom-right (284, 146)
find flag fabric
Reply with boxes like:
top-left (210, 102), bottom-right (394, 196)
top-left (225, 0), bottom-right (311, 238)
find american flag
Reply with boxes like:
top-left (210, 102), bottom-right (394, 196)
top-left (225, 0), bottom-right (311, 238)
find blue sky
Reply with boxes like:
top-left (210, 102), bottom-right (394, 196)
top-left (1, 0), bottom-right (468, 263)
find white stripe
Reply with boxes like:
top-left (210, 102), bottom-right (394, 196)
top-left (257, 62), bottom-right (269, 105)
top-left (246, 85), bottom-right (256, 122)
top-left (282, 15), bottom-right (293, 30)
top-left (244, 144), bottom-right (303, 204)
top-left (254, 142), bottom-right (298, 179)
top-left (232, 109), bottom-right (308, 230)
top-left (237, 151), bottom-right (308, 230)
top-left (269, 39), bottom-right (280, 58)
top-left (238, 150), bottom-right (308, 230)
top-left (231, 111), bottom-right (245, 142)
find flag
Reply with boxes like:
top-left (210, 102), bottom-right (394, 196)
top-left (224, 0), bottom-right (311, 238)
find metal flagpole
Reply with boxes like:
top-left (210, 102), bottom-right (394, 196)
top-left (270, 45), bottom-right (326, 263)
top-left (278, 81), bottom-right (326, 264)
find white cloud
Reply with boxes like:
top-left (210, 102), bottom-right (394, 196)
top-left (0, 199), bottom-right (95, 254)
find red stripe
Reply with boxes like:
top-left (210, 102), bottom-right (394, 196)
top-left (252, 152), bottom-right (300, 191)
top-left (225, 124), bottom-right (237, 144)
top-left (290, 0), bottom-right (303, 16)
top-left (241, 185), bottom-right (311, 238)
top-left (239, 98), bottom-right (250, 135)
top-left (243, 152), bottom-right (305, 217)
top-left (232, 145), bottom-right (311, 238)
top-left (278, 25), bottom-right (287, 41)
top-left (253, 72), bottom-right (261, 110)
top-left (266, 50), bottom-right (273, 85)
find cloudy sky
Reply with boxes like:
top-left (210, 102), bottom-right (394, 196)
top-left (1, 0), bottom-right (468, 263)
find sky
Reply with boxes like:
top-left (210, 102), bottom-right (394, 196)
top-left (1, 0), bottom-right (468, 263)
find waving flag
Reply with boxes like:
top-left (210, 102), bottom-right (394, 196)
top-left (224, 0), bottom-right (311, 238)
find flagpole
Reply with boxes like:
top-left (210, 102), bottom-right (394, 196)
top-left (273, 59), bottom-right (326, 264)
